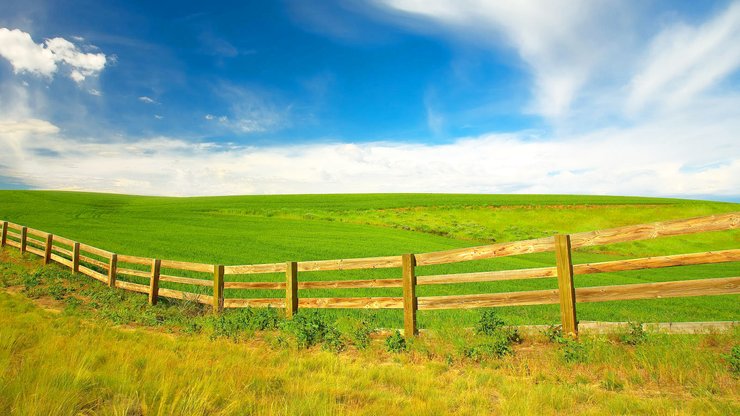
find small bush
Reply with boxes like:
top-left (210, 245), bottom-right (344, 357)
top-left (561, 339), bottom-right (587, 363)
top-left (475, 310), bottom-right (505, 336)
top-left (543, 324), bottom-right (564, 343)
top-left (463, 335), bottom-right (513, 361)
top-left (385, 331), bottom-right (407, 353)
top-left (347, 319), bottom-right (374, 349)
top-left (618, 322), bottom-right (647, 346)
top-left (281, 311), bottom-right (330, 348)
top-left (322, 327), bottom-right (346, 353)
top-left (724, 345), bottom-right (740, 376)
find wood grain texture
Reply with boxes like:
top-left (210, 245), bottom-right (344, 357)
top-left (79, 254), bottom-right (109, 269)
top-left (418, 289), bottom-right (560, 310)
top-left (79, 243), bottom-right (112, 258)
top-left (108, 254), bottom-right (117, 287)
top-left (5, 222), bottom-right (22, 231)
top-left (298, 278), bottom-right (403, 289)
top-left (51, 245), bottom-right (73, 257)
top-left (224, 263), bottom-right (285, 275)
top-left (116, 267), bottom-right (151, 278)
top-left (115, 280), bottom-right (150, 294)
top-left (149, 259), bottom-right (161, 305)
top-left (555, 235), bottom-right (577, 336)
top-left (26, 228), bottom-right (48, 238)
top-left (297, 256), bottom-right (402, 272)
top-left (285, 261), bottom-right (298, 318)
top-left (298, 297), bottom-right (404, 309)
top-left (25, 246), bottom-right (44, 257)
top-left (78, 265), bottom-right (108, 283)
top-left (223, 281), bottom-right (286, 290)
top-left (50, 253), bottom-right (73, 268)
top-left (223, 298), bottom-right (285, 308)
top-left (117, 254), bottom-right (153, 266)
top-left (160, 259), bottom-right (213, 273)
top-left (418, 267), bottom-right (556, 285)
top-left (5, 239), bottom-right (21, 249)
top-left (575, 276), bottom-right (740, 303)
top-left (20, 227), bottom-right (27, 253)
top-left (44, 234), bottom-right (53, 265)
top-left (570, 212), bottom-right (739, 248)
top-left (4, 230), bottom-right (21, 240)
top-left (158, 288), bottom-right (212, 304)
top-left (213, 264), bottom-right (224, 313)
top-left (0, 221), bottom-right (7, 247)
top-left (573, 249), bottom-right (740, 275)
top-left (51, 235), bottom-right (75, 246)
top-left (159, 274), bottom-right (213, 287)
top-left (415, 236), bottom-right (556, 266)
top-left (72, 242), bottom-right (80, 273)
top-left (402, 253), bottom-right (417, 337)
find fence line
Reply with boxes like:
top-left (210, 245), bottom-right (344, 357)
top-left (1, 212), bottom-right (738, 337)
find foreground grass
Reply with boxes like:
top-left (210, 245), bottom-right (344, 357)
top-left (1, 252), bottom-right (739, 415)
top-left (0, 191), bottom-right (738, 328)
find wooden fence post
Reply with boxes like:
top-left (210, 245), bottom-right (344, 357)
top-left (44, 234), bottom-right (53, 265)
top-left (402, 253), bottom-right (418, 337)
top-left (108, 253), bottom-right (118, 287)
top-left (149, 259), bottom-right (161, 305)
top-left (555, 234), bottom-right (578, 337)
top-left (1, 221), bottom-right (7, 247)
top-left (285, 261), bottom-right (298, 318)
top-left (213, 264), bottom-right (224, 313)
top-left (72, 242), bottom-right (80, 273)
top-left (20, 226), bottom-right (27, 253)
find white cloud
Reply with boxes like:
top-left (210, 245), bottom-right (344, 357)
top-left (0, 28), bottom-right (107, 84)
top-left (0, 102), bottom-right (737, 197)
top-left (0, 118), bottom-right (60, 136)
top-left (375, 0), bottom-right (629, 119)
top-left (627, 2), bottom-right (740, 114)
top-left (139, 96), bottom-right (156, 104)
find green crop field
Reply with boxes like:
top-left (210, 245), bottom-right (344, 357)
top-left (0, 191), bottom-right (738, 329)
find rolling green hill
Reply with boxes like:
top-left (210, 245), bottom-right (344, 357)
top-left (1, 191), bottom-right (738, 328)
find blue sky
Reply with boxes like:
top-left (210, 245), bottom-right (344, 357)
top-left (0, 0), bottom-right (739, 199)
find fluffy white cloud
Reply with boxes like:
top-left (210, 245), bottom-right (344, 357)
top-left (0, 103), bottom-right (737, 197)
top-left (0, 28), bottom-right (107, 83)
top-left (139, 96), bottom-right (156, 104)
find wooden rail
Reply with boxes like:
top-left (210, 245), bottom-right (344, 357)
top-left (0, 212), bottom-right (737, 338)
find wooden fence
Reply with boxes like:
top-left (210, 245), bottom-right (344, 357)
top-left (1, 212), bottom-right (738, 337)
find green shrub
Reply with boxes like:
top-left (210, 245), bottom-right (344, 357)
top-left (475, 310), bottom-right (505, 336)
top-left (618, 322), bottom-right (647, 346)
top-left (724, 345), bottom-right (740, 375)
top-left (543, 324), bottom-right (564, 343)
top-left (385, 331), bottom-right (407, 353)
top-left (463, 335), bottom-right (513, 361)
top-left (561, 339), bottom-right (587, 363)
top-left (347, 318), bottom-right (374, 349)
top-left (280, 311), bottom-right (348, 351)
top-left (322, 327), bottom-right (347, 353)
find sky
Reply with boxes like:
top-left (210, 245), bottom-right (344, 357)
top-left (0, 0), bottom-right (739, 200)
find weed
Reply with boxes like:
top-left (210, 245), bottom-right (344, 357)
top-left (322, 327), bottom-right (346, 353)
top-left (462, 335), bottom-right (513, 362)
top-left (543, 324), bottom-right (563, 343)
top-left (343, 318), bottom-right (374, 349)
top-left (475, 310), bottom-right (505, 336)
top-left (618, 322), bottom-right (647, 346)
top-left (561, 339), bottom-right (588, 364)
top-left (385, 330), bottom-right (407, 353)
top-left (723, 345), bottom-right (740, 376)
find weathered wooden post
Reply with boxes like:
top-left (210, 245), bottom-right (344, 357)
top-left (20, 226), bottom-right (28, 253)
top-left (402, 253), bottom-right (418, 337)
top-left (72, 242), bottom-right (80, 273)
top-left (555, 234), bottom-right (578, 337)
top-left (149, 259), bottom-right (161, 305)
top-left (108, 254), bottom-right (118, 287)
top-left (1, 221), bottom-right (7, 247)
top-left (43, 234), bottom-right (53, 264)
top-left (213, 264), bottom-right (224, 313)
top-left (285, 261), bottom-right (298, 318)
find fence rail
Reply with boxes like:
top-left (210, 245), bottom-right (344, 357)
top-left (1, 212), bottom-right (738, 337)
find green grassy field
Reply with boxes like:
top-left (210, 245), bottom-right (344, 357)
top-left (0, 191), bottom-right (738, 329)
top-left (0, 251), bottom-right (738, 415)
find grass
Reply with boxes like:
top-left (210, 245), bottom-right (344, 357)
top-left (0, 251), bottom-right (738, 415)
top-left (0, 190), bottom-right (738, 329)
